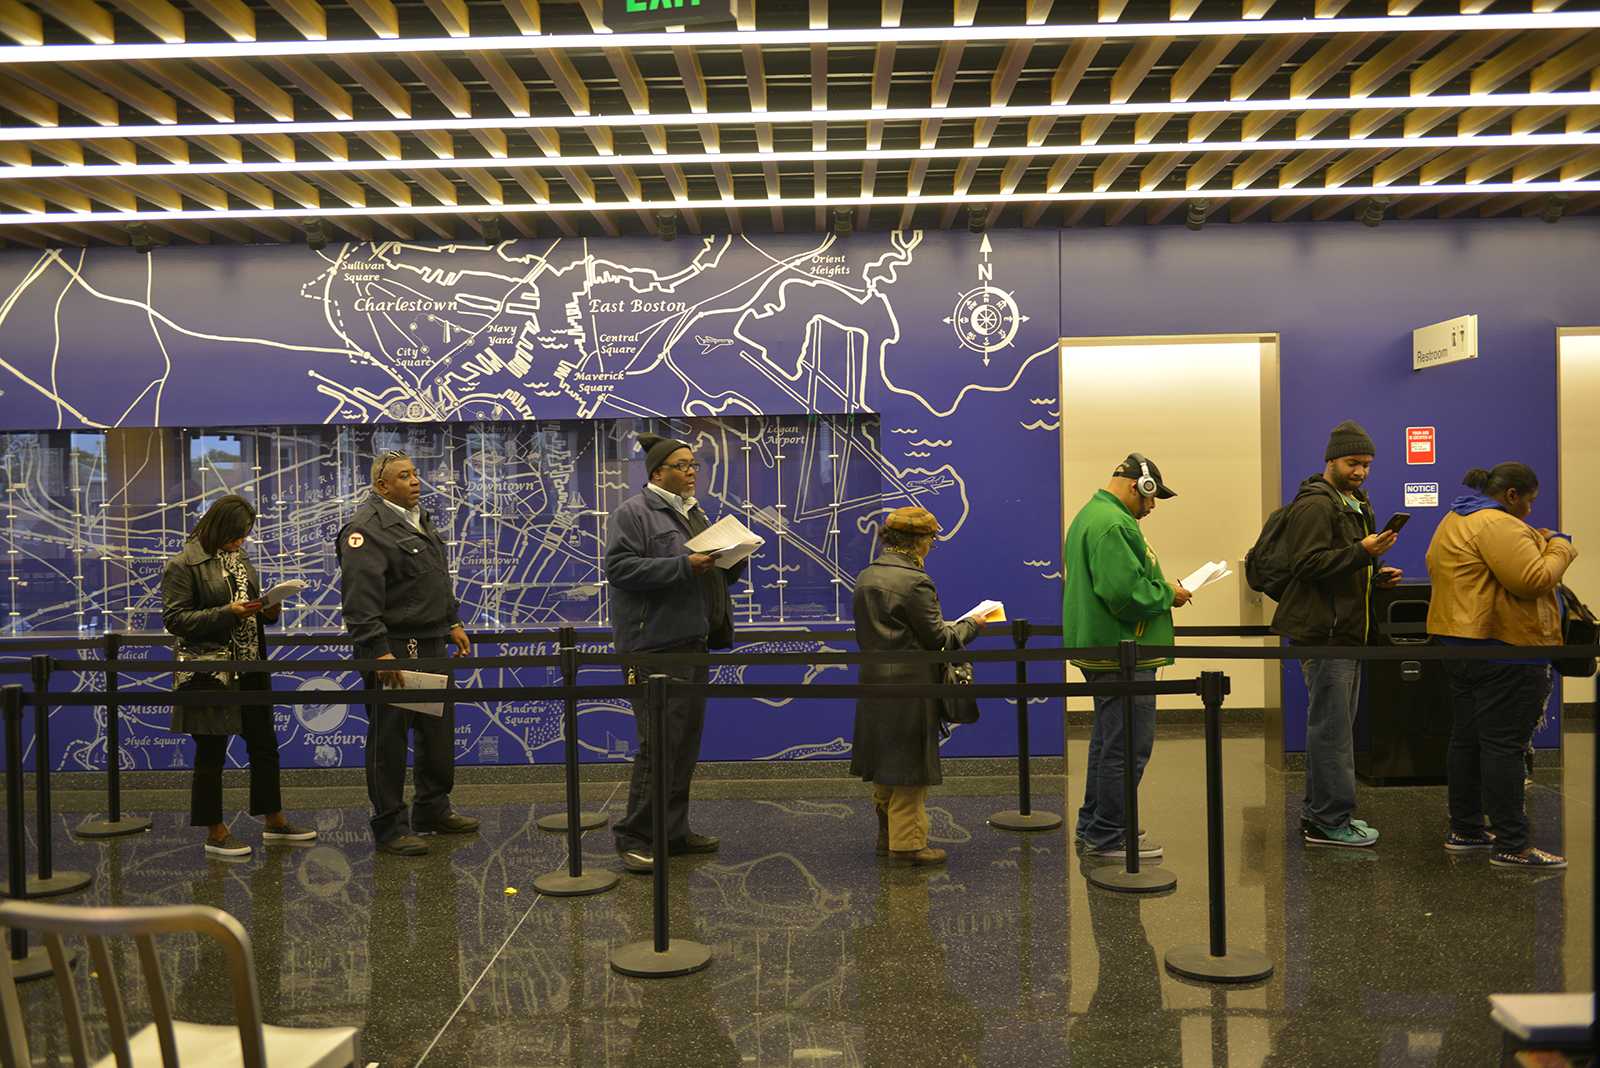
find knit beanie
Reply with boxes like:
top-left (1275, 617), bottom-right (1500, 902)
top-left (1324, 420), bottom-right (1376, 461)
top-left (637, 433), bottom-right (692, 474)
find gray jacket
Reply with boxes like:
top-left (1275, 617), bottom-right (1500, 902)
top-left (605, 489), bottom-right (744, 654)
top-left (850, 551), bottom-right (979, 787)
top-left (160, 540), bottom-right (265, 736)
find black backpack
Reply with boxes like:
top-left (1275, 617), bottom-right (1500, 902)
top-left (1245, 505), bottom-right (1296, 601)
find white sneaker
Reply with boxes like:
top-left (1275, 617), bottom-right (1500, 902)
top-left (1084, 839), bottom-right (1164, 861)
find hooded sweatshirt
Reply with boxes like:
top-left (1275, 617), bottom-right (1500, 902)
top-left (1424, 493), bottom-right (1576, 656)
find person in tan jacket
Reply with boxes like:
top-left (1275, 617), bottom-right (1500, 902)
top-left (1425, 463), bottom-right (1577, 870)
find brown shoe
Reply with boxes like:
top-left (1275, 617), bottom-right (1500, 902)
top-left (875, 807), bottom-right (889, 856)
top-left (889, 847), bottom-right (947, 867)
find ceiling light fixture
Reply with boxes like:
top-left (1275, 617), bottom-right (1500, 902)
top-left (656, 210), bottom-right (677, 241)
top-left (304, 218), bottom-right (327, 250)
top-left (1360, 196), bottom-right (1390, 227)
top-left (967, 205), bottom-right (987, 234)
top-left (3, 11), bottom-right (1596, 64)
top-left (4, 181), bottom-right (1596, 229)
top-left (476, 214), bottom-right (502, 242)
top-left (2, 93), bottom-right (1595, 146)
top-left (1542, 193), bottom-right (1569, 223)
top-left (832, 208), bottom-right (852, 238)
top-left (126, 222), bottom-right (155, 254)
top-left (1186, 199), bottom-right (1211, 231)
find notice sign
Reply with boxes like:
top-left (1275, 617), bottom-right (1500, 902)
top-left (1405, 482), bottom-right (1441, 508)
top-left (1406, 426), bottom-right (1436, 465)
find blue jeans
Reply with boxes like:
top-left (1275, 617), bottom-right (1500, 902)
top-left (1300, 657), bottom-right (1361, 829)
top-left (1076, 668), bottom-right (1157, 850)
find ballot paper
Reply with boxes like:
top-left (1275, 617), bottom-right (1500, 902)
top-left (963, 599), bottom-right (1006, 624)
top-left (1488, 993), bottom-right (1592, 1043)
top-left (685, 515), bottom-right (765, 570)
top-left (1178, 561), bottom-right (1234, 596)
top-left (261, 579), bottom-right (309, 607)
top-left (383, 670), bottom-right (449, 717)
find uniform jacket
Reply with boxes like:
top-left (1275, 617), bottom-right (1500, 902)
top-left (1270, 475), bottom-right (1378, 646)
top-left (850, 551), bottom-right (980, 787)
top-left (336, 493), bottom-right (462, 660)
top-left (160, 539), bottom-right (265, 736)
top-left (1061, 490), bottom-right (1175, 671)
top-left (1425, 493), bottom-right (1577, 646)
top-left (605, 489), bottom-right (743, 654)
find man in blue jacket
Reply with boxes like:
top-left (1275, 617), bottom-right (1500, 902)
top-left (606, 433), bottom-right (744, 873)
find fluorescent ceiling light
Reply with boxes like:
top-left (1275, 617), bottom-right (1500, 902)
top-left (1, 181), bottom-right (1594, 226)
top-left (2, 92), bottom-right (1596, 144)
top-left (4, 133), bottom-right (1597, 181)
top-left (0, 12), bottom-right (1597, 63)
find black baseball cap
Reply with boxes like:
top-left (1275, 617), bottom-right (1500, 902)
top-left (1114, 454), bottom-right (1177, 499)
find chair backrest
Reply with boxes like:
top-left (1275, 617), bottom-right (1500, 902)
top-left (0, 901), bottom-right (268, 1068)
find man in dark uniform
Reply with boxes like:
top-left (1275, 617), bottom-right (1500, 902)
top-left (337, 449), bottom-right (479, 857)
top-left (606, 433), bottom-right (744, 873)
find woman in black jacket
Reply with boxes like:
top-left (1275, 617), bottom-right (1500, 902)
top-left (851, 506), bottom-right (982, 867)
top-left (161, 494), bottom-right (315, 858)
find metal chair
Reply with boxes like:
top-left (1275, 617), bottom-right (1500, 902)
top-left (0, 900), bottom-right (360, 1068)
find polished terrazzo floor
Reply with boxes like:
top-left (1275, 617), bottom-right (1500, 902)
top-left (3, 721), bottom-right (1592, 1067)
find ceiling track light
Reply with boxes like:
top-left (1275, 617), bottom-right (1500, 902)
top-left (655, 210), bottom-right (677, 241)
top-left (967, 205), bottom-right (988, 234)
top-left (5, 11), bottom-right (1598, 64)
top-left (476, 213), bottom-right (502, 243)
top-left (832, 207), bottom-right (852, 238)
top-left (1543, 192), bottom-right (1569, 224)
top-left (1186, 198), bottom-right (1211, 231)
top-left (126, 222), bottom-right (154, 254)
top-left (1360, 196), bottom-right (1391, 228)
top-left (304, 218), bottom-right (327, 251)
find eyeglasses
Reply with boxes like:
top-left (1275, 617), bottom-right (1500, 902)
top-left (664, 461), bottom-right (701, 473)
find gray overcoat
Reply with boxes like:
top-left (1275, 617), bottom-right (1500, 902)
top-left (160, 540), bottom-right (266, 736)
top-left (850, 551), bottom-right (980, 787)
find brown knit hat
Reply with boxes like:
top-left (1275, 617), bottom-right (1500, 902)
top-left (884, 506), bottom-right (940, 535)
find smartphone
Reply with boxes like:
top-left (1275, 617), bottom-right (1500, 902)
top-left (1381, 512), bottom-right (1411, 535)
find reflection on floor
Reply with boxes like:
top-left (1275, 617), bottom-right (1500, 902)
top-left (3, 722), bottom-right (1591, 1067)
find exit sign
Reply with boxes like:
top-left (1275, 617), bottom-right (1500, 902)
top-left (602, 0), bottom-right (733, 29)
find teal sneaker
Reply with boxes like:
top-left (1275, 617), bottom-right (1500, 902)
top-left (1350, 818), bottom-right (1374, 834)
top-left (1303, 821), bottom-right (1378, 848)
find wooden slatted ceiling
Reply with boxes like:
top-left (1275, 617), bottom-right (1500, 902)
top-left (0, 0), bottom-right (1595, 245)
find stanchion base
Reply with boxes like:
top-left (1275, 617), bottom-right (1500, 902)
top-left (1164, 944), bottom-right (1274, 984)
top-left (988, 810), bottom-right (1064, 832)
top-left (536, 811), bottom-right (609, 833)
top-left (9, 945), bottom-right (75, 983)
top-left (609, 939), bottom-right (712, 978)
top-left (1086, 864), bottom-right (1177, 894)
top-left (75, 815), bottom-right (153, 839)
top-left (533, 869), bottom-right (620, 897)
top-left (0, 870), bottom-right (94, 900)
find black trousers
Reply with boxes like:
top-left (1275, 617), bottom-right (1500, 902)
top-left (365, 634), bottom-right (456, 843)
top-left (189, 672), bottom-right (282, 827)
top-left (614, 643), bottom-right (709, 853)
top-left (1444, 658), bottom-right (1549, 854)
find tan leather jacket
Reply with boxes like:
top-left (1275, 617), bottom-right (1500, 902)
top-left (1424, 507), bottom-right (1577, 645)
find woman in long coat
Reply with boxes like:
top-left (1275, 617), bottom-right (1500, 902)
top-left (162, 494), bottom-right (316, 858)
top-left (851, 506), bottom-right (981, 867)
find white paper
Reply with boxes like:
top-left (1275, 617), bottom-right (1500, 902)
top-left (383, 670), bottom-right (449, 717)
top-left (1488, 993), bottom-right (1592, 1042)
top-left (1179, 561), bottom-right (1234, 595)
top-left (261, 578), bottom-right (309, 607)
top-left (963, 599), bottom-right (1006, 623)
top-left (685, 514), bottom-right (765, 570)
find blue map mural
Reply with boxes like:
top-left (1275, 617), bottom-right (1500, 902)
top-left (0, 229), bottom-right (1066, 768)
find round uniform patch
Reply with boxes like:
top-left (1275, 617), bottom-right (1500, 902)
top-left (346, 531), bottom-right (365, 549)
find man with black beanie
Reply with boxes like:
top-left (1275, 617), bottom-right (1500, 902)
top-left (605, 432), bottom-right (744, 873)
top-left (1270, 420), bottom-right (1403, 849)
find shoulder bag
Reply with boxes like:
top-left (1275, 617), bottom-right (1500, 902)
top-left (1555, 584), bottom-right (1597, 679)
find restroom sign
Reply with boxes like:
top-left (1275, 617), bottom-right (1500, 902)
top-left (1406, 426), bottom-right (1436, 465)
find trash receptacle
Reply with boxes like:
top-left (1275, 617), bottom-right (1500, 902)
top-left (1356, 582), bottom-right (1452, 786)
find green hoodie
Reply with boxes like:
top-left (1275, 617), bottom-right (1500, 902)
top-left (1061, 489), bottom-right (1176, 671)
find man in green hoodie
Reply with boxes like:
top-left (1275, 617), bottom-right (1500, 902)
top-left (1063, 453), bottom-right (1190, 859)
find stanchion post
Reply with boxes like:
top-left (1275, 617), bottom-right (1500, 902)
top-left (534, 626), bottom-right (618, 897)
top-left (1163, 671), bottom-right (1273, 984)
top-left (537, 626), bottom-right (609, 835)
top-left (76, 633), bottom-right (152, 839)
top-left (608, 674), bottom-right (711, 978)
top-left (989, 619), bottom-right (1062, 832)
top-left (1086, 640), bottom-right (1176, 894)
top-left (11, 656), bottom-right (90, 899)
top-left (4, 683), bottom-right (70, 981)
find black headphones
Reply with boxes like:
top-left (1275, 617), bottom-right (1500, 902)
top-left (1123, 453), bottom-right (1159, 499)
